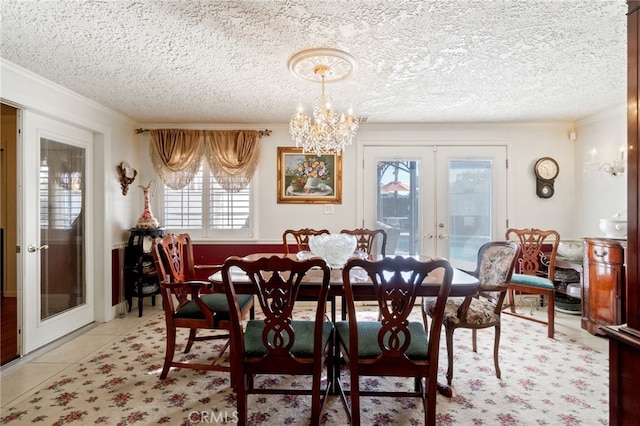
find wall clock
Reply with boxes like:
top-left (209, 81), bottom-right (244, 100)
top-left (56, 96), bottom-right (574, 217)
top-left (534, 157), bottom-right (559, 199)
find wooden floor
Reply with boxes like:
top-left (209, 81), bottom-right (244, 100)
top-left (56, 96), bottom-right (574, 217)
top-left (1, 296), bottom-right (18, 365)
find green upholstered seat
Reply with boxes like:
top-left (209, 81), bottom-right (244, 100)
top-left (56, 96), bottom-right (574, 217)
top-left (510, 273), bottom-right (554, 289)
top-left (335, 321), bottom-right (429, 360)
top-left (244, 320), bottom-right (334, 357)
top-left (174, 294), bottom-right (253, 320)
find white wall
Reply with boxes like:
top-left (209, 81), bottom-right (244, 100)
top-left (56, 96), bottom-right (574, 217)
top-left (138, 121), bottom-right (582, 242)
top-left (138, 111), bottom-right (629, 244)
top-left (574, 106), bottom-right (628, 238)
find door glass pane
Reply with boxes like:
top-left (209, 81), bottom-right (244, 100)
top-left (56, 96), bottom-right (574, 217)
top-left (40, 138), bottom-right (85, 319)
top-left (448, 159), bottom-right (492, 270)
top-left (377, 160), bottom-right (420, 255)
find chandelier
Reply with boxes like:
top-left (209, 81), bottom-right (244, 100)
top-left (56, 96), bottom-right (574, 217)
top-left (288, 48), bottom-right (359, 156)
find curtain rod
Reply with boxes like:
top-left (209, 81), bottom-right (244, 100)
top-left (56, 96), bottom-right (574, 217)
top-left (135, 128), bottom-right (272, 137)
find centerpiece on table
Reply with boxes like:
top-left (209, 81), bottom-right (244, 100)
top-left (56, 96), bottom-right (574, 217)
top-left (309, 234), bottom-right (357, 269)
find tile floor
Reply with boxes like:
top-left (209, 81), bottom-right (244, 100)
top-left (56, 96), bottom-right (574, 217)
top-left (0, 302), bottom-right (164, 407)
top-left (0, 299), bottom-right (610, 409)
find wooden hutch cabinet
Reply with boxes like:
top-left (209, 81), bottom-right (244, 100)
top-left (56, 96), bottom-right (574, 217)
top-left (582, 238), bottom-right (626, 335)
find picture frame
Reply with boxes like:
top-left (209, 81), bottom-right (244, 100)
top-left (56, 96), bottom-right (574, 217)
top-left (277, 147), bottom-right (342, 204)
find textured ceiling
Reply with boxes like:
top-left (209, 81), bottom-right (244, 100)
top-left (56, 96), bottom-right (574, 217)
top-left (0, 0), bottom-right (628, 124)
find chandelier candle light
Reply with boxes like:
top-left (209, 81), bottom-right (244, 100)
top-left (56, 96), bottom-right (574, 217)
top-left (288, 48), bottom-right (359, 156)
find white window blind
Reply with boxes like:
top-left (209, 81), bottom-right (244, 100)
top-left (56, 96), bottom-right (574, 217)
top-left (164, 169), bottom-right (204, 229)
top-left (210, 180), bottom-right (250, 229)
top-left (163, 165), bottom-right (252, 234)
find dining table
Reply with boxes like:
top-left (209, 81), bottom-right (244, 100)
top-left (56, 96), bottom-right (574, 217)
top-left (208, 252), bottom-right (480, 397)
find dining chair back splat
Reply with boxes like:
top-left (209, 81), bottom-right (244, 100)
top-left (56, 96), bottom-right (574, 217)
top-left (504, 228), bottom-right (560, 339)
top-left (152, 233), bottom-right (254, 379)
top-left (282, 228), bottom-right (330, 254)
top-left (422, 241), bottom-right (519, 386)
top-left (336, 256), bottom-right (454, 426)
top-left (282, 228), bottom-right (339, 320)
top-left (222, 255), bottom-right (334, 426)
top-left (340, 228), bottom-right (388, 256)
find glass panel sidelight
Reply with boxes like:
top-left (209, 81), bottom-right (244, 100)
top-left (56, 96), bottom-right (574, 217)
top-left (447, 159), bottom-right (493, 270)
top-left (39, 138), bottom-right (85, 319)
top-left (377, 160), bottom-right (420, 255)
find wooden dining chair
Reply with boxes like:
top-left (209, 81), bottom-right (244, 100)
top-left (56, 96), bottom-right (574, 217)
top-left (340, 228), bottom-right (388, 256)
top-left (282, 228), bottom-right (330, 254)
top-left (336, 256), bottom-right (454, 426)
top-left (504, 228), bottom-right (560, 339)
top-left (422, 241), bottom-right (519, 387)
top-left (222, 255), bottom-right (334, 426)
top-left (282, 227), bottom-right (338, 320)
top-left (152, 233), bottom-right (254, 379)
top-left (339, 228), bottom-right (388, 321)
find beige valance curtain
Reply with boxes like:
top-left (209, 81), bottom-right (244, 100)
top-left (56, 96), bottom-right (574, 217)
top-left (149, 128), bottom-right (260, 191)
top-left (149, 129), bottom-right (203, 190)
top-left (204, 130), bottom-right (260, 192)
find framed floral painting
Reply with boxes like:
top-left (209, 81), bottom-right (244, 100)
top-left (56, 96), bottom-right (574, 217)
top-left (277, 147), bottom-right (342, 204)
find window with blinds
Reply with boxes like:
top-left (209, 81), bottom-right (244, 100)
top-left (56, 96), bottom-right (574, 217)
top-left (163, 164), bottom-right (252, 235)
top-left (210, 180), bottom-right (250, 229)
top-left (164, 169), bottom-right (204, 229)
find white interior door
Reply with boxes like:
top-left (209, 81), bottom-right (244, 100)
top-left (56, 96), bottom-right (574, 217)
top-left (363, 145), bottom-right (507, 270)
top-left (21, 110), bottom-right (94, 353)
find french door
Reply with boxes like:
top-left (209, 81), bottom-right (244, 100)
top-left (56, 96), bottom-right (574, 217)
top-left (21, 111), bottom-right (94, 353)
top-left (363, 145), bottom-right (507, 270)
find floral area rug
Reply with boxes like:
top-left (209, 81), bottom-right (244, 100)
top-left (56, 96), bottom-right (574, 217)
top-left (1, 307), bottom-right (608, 426)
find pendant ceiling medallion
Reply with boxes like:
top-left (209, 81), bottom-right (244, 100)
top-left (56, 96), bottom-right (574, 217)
top-left (288, 47), bottom-right (358, 83)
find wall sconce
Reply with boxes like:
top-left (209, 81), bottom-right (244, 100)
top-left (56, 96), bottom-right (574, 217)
top-left (584, 147), bottom-right (626, 177)
top-left (118, 162), bottom-right (137, 195)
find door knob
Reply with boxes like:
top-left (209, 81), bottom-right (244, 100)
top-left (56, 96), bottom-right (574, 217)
top-left (438, 234), bottom-right (449, 240)
top-left (424, 234), bottom-right (434, 239)
top-left (27, 244), bottom-right (49, 253)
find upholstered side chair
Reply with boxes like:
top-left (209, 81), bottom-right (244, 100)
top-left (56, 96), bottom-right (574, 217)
top-left (422, 241), bottom-right (519, 387)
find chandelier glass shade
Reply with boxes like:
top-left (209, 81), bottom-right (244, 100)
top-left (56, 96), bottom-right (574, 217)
top-left (288, 48), bottom-right (359, 156)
